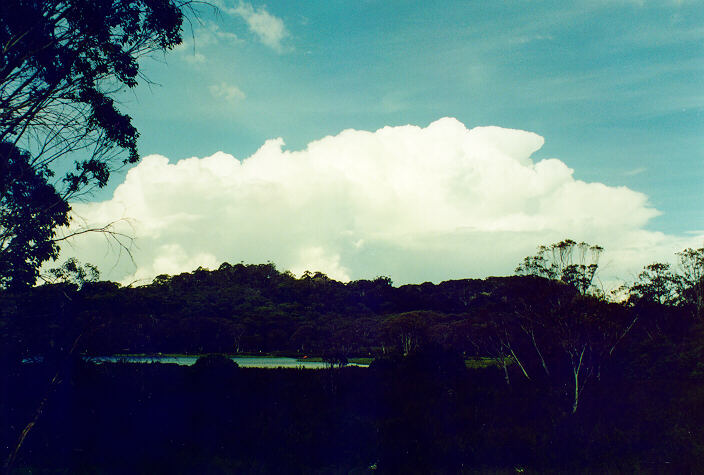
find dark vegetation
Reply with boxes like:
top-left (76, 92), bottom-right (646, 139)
top-left (2, 252), bottom-right (704, 473)
top-left (1, 0), bottom-right (191, 289)
top-left (2, 0), bottom-right (704, 472)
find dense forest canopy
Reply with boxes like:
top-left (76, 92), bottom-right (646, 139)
top-left (3, 247), bottom-right (703, 414)
top-left (3, 242), bottom-right (702, 358)
top-left (3, 257), bottom-right (704, 472)
top-left (2, 1), bottom-right (702, 471)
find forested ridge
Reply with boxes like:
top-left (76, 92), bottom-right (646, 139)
top-left (4, 0), bottom-right (702, 471)
top-left (2, 260), bottom-right (704, 472)
top-left (5, 263), bottom-right (589, 357)
top-left (3, 258), bottom-right (704, 398)
top-left (1, 260), bottom-right (692, 358)
top-left (1, 247), bottom-right (703, 473)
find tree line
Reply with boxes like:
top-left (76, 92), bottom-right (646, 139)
top-left (3, 259), bottom-right (704, 471)
top-left (2, 241), bottom-right (703, 413)
top-left (5, 2), bottom-right (703, 470)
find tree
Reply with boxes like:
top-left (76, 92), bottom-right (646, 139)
top-left (47, 257), bottom-right (99, 288)
top-left (322, 352), bottom-right (348, 369)
top-left (628, 262), bottom-right (680, 306)
top-left (497, 277), bottom-right (575, 380)
top-left (552, 298), bottom-right (638, 413)
top-left (516, 239), bottom-right (603, 295)
top-left (0, 143), bottom-right (70, 289)
top-left (472, 314), bottom-right (523, 386)
top-left (504, 270), bottom-right (640, 413)
top-left (1, 3), bottom-right (194, 469)
top-left (676, 247), bottom-right (704, 318)
top-left (381, 311), bottom-right (433, 356)
top-left (0, 0), bottom-right (191, 288)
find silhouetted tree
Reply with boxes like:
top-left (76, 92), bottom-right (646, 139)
top-left (322, 352), bottom-right (348, 369)
top-left (516, 239), bottom-right (603, 295)
top-left (0, 143), bottom-right (70, 289)
top-left (628, 262), bottom-right (680, 305)
top-left (0, 0), bottom-right (194, 288)
top-left (1, 2), bottom-right (197, 470)
top-left (47, 257), bottom-right (99, 289)
top-left (549, 297), bottom-right (638, 413)
top-left (381, 311), bottom-right (434, 356)
top-left (676, 247), bottom-right (704, 318)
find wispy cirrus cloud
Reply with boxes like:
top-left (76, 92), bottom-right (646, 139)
top-left (225, 2), bottom-right (288, 52)
top-left (208, 82), bottom-right (246, 104)
top-left (624, 167), bottom-right (647, 176)
top-left (174, 21), bottom-right (241, 63)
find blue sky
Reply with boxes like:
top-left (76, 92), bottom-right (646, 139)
top-left (68, 0), bottom-right (704, 285)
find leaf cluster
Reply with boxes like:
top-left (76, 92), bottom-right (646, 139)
top-left (0, 143), bottom-right (69, 289)
top-left (0, 0), bottom-right (191, 289)
top-left (515, 239), bottom-right (603, 295)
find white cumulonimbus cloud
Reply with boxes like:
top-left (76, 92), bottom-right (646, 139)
top-left (63, 118), bottom-right (703, 287)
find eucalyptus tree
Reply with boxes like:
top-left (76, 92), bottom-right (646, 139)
top-left (676, 247), bottom-right (704, 318)
top-left (515, 241), bottom-right (645, 413)
top-left (627, 248), bottom-right (703, 318)
top-left (628, 262), bottom-right (680, 306)
top-left (47, 257), bottom-right (99, 289)
top-left (0, 0), bottom-right (195, 289)
top-left (515, 239), bottom-right (603, 295)
top-left (1, 1), bottom-right (199, 470)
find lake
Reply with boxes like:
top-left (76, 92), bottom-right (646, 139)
top-left (83, 355), bottom-right (367, 369)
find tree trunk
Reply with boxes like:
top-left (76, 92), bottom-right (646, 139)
top-left (571, 346), bottom-right (585, 414)
top-left (509, 349), bottom-right (530, 380)
top-left (502, 357), bottom-right (511, 386)
top-left (572, 368), bottom-right (580, 414)
top-left (529, 330), bottom-right (550, 376)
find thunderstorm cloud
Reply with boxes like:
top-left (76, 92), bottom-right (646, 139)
top-left (64, 118), bottom-right (703, 287)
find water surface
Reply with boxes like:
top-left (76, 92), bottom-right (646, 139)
top-left (85, 355), bottom-right (366, 368)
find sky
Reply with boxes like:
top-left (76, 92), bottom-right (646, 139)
top-left (59, 0), bottom-right (704, 288)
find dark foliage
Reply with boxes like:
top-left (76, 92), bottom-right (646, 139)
top-left (3, 345), bottom-right (703, 473)
top-left (2, 265), bottom-right (587, 360)
top-left (0, 143), bottom-right (70, 289)
top-left (0, 0), bottom-right (190, 289)
top-left (3, 264), bottom-right (704, 471)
